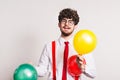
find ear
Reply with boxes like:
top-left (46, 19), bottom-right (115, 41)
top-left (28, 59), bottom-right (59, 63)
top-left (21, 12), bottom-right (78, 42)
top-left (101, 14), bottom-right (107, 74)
top-left (74, 25), bottom-right (78, 29)
top-left (58, 23), bottom-right (60, 28)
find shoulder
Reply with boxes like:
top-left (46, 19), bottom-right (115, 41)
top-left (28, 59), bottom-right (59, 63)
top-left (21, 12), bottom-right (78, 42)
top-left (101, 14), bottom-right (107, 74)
top-left (44, 40), bottom-right (59, 48)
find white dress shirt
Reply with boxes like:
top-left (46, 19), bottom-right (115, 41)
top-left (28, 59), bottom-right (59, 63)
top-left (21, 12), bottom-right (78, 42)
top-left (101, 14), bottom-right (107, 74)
top-left (35, 36), bottom-right (96, 80)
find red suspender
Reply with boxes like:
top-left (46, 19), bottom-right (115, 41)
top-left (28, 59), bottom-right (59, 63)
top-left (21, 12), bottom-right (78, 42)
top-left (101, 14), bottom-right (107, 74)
top-left (52, 41), bottom-right (56, 80)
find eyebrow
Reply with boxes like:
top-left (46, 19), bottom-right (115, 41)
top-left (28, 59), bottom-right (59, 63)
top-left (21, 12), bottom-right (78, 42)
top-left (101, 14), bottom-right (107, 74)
top-left (62, 19), bottom-right (73, 21)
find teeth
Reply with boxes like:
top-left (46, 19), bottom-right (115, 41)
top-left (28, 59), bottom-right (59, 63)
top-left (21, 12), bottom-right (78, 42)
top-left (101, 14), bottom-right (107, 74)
top-left (64, 27), bottom-right (69, 29)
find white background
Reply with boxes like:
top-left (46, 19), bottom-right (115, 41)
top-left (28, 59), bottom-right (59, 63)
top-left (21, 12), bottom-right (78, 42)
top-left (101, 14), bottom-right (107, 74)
top-left (0, 0), bottom-right (120, 80)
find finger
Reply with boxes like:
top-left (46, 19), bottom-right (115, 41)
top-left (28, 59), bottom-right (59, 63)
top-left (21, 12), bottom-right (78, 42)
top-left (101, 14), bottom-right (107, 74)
top-left (78, 56), bottom-right (84, 61)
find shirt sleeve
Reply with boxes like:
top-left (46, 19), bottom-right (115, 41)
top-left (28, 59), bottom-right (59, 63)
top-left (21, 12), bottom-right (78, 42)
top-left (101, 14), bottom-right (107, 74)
top-left (35, 44), bottom-right (50, 77)
top-left (83, 53), bottom-right (97, 78)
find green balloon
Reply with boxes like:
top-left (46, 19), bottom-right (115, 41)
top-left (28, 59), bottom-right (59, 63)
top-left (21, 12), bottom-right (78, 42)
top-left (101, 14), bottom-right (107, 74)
top-left (13, 63), bottom-right (38, 80)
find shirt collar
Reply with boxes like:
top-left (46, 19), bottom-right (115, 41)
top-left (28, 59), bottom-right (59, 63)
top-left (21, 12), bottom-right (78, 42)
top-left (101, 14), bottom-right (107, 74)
top-left (58, 36), bottom-right (74, 46)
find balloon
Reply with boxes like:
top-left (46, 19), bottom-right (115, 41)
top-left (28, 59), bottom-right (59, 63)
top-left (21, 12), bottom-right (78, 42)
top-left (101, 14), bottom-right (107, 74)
top-left (67, 55), bottom-right (82, 77)
top-left (73, 30), bottom-right (97, 55)
top-left (13, 63), bottom-right (38, 80)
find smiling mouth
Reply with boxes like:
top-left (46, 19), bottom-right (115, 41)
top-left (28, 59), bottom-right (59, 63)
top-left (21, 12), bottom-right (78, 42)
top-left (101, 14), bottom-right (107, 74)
top-left (63, 27), bottom-right (70, 29)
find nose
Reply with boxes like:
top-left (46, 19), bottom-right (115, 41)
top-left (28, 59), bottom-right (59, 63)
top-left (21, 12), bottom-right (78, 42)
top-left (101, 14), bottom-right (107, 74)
top-left (65, 21), bottom-right (69, 25)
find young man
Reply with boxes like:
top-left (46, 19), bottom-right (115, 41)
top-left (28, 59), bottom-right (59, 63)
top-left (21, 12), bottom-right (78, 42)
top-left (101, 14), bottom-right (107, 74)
top-left (35, 8), bottom-right (96, 80)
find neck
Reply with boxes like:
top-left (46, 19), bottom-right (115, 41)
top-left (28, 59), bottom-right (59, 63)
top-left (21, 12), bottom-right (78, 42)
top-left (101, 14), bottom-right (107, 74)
top-left (61, 34), bottom-right (73, 41)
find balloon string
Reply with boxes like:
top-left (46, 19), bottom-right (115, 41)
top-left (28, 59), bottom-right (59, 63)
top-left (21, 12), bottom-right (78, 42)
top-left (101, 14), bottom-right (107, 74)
top-left (75, 76), bottom-right (79, 80)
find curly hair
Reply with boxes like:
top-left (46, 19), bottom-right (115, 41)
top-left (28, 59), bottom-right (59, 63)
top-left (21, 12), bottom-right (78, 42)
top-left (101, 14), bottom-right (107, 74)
top-left (58, 8), bottom-right (80, 25)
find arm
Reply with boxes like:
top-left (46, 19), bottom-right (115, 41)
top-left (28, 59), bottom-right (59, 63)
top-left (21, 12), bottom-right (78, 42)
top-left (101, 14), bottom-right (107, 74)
top-left (78, 53), bottom-right (96, 78)
top-left (35, 44), bottom-right (50, 77)
top-left (83, 53), bottom-right (96, 78)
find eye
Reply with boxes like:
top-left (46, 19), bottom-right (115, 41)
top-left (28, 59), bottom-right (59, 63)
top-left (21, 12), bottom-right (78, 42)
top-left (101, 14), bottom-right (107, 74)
top-left (68, 21), bottom-right (74, 25)
top-left (61, 20), bottom-right (66, 23)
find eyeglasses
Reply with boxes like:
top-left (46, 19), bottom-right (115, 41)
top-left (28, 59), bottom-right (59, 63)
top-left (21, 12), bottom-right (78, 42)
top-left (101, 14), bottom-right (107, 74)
top-left (60, 19), bottom-right (74, 26)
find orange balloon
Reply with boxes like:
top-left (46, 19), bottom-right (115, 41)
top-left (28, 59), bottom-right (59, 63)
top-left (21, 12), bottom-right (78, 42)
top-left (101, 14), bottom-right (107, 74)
top-left (73, 30), bottom-right (97, 55)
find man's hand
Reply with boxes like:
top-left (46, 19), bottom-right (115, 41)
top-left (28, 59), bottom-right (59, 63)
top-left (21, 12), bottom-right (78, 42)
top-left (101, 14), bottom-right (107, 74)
top-left (77, 56), bottom-right (86, 73)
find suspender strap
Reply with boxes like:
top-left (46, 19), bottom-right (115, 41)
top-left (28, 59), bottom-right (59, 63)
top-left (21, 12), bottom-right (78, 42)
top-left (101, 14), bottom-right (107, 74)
top-left (75, 76), bottom-right (79, 80)
top-left (52, 41), bottom-right (56, 80)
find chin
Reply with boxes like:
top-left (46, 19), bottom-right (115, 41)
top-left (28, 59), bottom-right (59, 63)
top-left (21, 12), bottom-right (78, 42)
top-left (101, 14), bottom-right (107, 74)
top-left (62, 32), bottom-right (72, 36)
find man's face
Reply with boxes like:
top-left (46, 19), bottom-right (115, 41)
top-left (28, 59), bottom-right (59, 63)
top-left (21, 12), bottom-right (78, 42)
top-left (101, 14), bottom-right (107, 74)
top-left (58, 18), bottom-right (76, 36)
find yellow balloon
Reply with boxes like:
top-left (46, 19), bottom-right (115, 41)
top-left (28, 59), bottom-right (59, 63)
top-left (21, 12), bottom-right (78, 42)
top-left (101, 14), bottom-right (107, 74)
top-left (73, 30), bottom-right (97, 55)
